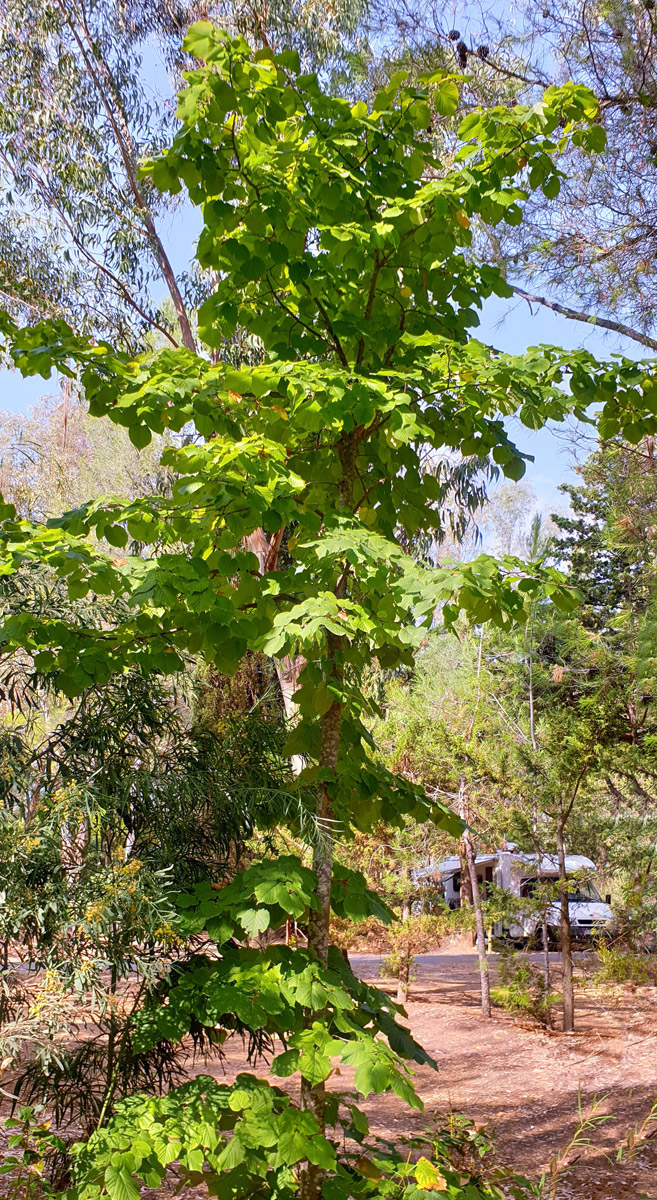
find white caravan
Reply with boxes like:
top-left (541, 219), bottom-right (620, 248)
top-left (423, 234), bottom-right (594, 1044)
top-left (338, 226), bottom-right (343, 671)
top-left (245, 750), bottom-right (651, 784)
top-left (432, 848), bottom-right (615, 943)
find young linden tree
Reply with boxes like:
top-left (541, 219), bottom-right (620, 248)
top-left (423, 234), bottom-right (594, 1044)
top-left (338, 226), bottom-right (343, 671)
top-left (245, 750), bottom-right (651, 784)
top-left (2, 25), bottom-right (657, 1200)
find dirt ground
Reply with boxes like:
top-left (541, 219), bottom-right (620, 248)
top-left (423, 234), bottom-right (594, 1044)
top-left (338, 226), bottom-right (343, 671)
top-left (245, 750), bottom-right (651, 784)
top-left (4, 944), bottom-right (657, 1198)
top-left (346, 946), bottom-right (657, 1200)
top-left (185, 942), bottom-right (657, 1200)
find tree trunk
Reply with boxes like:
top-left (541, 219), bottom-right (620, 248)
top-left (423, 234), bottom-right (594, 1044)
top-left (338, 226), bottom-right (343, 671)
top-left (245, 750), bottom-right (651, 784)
top-left (299, 433), bottom-right (356, 1200)
top-left (243, 527), bottom-right (306, 767)
top-left (541, 911), bottom-right (552, 1015)
top-left (55, 0), bottom-right (198, 353)
top-left (397, 890), bottom-right (412, 1005)
top-left (458, 778), bottom-right (490, 1018)
top-left (298, 663), bottom-right (340, 1200)
top-left (396, 939), bottom-right (411, 1005)
top-left (463, 829), bottom-right (491, 1019)
top-left (532, 819), bottom-right (552, 1026)
top-left (556, 817), bottom-right (574, 1032)
top-left (459, 848), bottom-right (473, 908)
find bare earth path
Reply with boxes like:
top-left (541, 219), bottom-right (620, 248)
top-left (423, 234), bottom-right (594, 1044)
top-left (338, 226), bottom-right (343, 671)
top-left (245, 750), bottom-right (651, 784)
top-left (4, 945), bottom-right (657, 1199)
top-left (347, 947), bottom-right (657, 1200)
top-left (172, 944), bottom-right (657, 1198)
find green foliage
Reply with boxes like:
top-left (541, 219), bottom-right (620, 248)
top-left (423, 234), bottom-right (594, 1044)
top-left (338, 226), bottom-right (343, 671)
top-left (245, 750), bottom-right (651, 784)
top-left (0, 0), bottom-right (367, 345)
top-left (490, 947), bottom-right (559, 1027)
top-left (172, 854), bottom-right (394, 941)
top-left (0, 1106), bottom-right (65, 1199)
top-left (60, 1076), bottom-right (543, 1200)
top-left (68, 1075), bottom-right (336, 1199)
top-left (380, 916), bottom-right (449, 984)
top-left (593, 941), bottom-right (656, 987)
top-left (133, 855), bottom-right (432, 1110)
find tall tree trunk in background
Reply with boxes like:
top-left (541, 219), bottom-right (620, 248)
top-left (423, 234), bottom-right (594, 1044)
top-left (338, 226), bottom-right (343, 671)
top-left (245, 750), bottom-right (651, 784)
top-left (459, 849), bottom-right (473, 908)
top-left (244, 527), bottom-right (306, 768)
top-left (397, 872), bottom-right (412, 1005)
top-left (540, 897), bottom-right (552, 1022)
top-left (459, 778), bottom-right (490, 1019)
top-left (299, 431), bottom-right (356, 1200)
top-left (556, 814), bottom-right (574, 1032)
top-left (56, 0), bottom-right (198, 352)
top-left (532, 813), bottom-right (552, 1022)
top-left (527, 599), bottom-right (552, 1019)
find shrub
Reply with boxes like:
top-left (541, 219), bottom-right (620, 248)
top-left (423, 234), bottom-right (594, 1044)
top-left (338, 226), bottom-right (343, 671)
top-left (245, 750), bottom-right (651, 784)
top-left (491, 946), bottom-right (559, 1027)
top-left (381, 914), bottom-right (450, 1002)
top-left (593, 940), bottom-right (656, 986)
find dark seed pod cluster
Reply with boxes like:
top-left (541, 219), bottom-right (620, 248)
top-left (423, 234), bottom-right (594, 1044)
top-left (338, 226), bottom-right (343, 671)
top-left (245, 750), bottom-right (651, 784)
top-left (448, 29), bottom-right (460, 40)
top-left (477, 45), bottom-right (489, 58)
top-left (456, 39), bottom-right (468, 66)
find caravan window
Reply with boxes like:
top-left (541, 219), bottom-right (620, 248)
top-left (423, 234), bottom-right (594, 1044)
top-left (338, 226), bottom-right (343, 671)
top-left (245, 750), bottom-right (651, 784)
top-left (568, 880), bottom-right (601, 902)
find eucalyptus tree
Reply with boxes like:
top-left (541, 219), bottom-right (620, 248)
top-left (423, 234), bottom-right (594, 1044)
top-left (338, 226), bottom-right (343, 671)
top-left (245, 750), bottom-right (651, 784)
top-left (2, 26), bottom-right (657, 1200)
top-left (370, 0), bottom-right (657, 353)
top-left (0, 0), bottom-right (367, 350)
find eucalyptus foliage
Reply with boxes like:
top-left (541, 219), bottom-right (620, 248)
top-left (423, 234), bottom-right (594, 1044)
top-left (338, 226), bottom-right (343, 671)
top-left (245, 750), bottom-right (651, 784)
top-left (0, 0), bottom-right (367, 349)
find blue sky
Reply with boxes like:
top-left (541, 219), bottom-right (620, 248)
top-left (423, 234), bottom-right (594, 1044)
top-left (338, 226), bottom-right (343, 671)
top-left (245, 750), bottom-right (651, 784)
top-left (476, 297), bottom-right (646, 514)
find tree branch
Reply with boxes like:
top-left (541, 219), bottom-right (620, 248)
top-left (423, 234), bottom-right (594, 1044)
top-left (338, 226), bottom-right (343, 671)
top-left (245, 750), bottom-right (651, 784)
top-left (54, 0), bottom-right (197, 353)
top-left (512, 286), bottom-right (657, 353)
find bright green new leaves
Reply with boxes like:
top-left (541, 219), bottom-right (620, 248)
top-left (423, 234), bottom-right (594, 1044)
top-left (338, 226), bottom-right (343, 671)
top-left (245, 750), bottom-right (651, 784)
top-left (0, 34), bottom-right (644, 1200)
top-left (68, 1073), bottom-right (514, 1200)
top-left (69, 1074), bottom-right (336, 1199)
top-left (146, 28), bottom-right (598, 366)
top-left (0, 35), bottom-right (654, 807)
top-left (172, 856), bottom-right (395, 943)
top-left (173, 855), bottom-right (321, 942)
top-left (132, 859), bottom-right (432, 1114)
top-left (1, 34), bottom-right (655, 842)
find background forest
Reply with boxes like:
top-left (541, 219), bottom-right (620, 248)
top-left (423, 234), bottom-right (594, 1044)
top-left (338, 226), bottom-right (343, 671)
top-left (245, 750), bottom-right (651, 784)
top-left (1, 2), bottom-right (657, 1199)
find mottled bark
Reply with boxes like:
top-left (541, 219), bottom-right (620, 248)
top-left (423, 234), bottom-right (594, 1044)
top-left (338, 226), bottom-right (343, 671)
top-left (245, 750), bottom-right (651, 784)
top-left (244, 527), bottom-right (305, 767)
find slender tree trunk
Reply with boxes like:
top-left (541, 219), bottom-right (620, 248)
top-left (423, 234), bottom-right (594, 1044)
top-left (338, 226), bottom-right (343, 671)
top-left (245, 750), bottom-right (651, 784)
top-left (397, 885), bottom-right (412, 1005)
top-left (527, 602), bottom-right (552, 1021)
top-left (532, 818), bottom-right (552, 1022)
top-left (556, 816), bottom-right (574, 1032)
top-left (459, 779), bottom-right (490, 1019)
top-left (244, 527), bottom-right (307, 767)
top-left (459, 849), bottom-right (473, 908)
top-left (55, 0), bottom-right (197, 352)
top-left (299, 661), bottom-right (340, 1200)
top-left (396, 946), bottom-right (411, 1005)
top-left (299, 433), bottom-right (357, 1200)
top-left (104, 956), bottom-right (119, 1119)
top-left (541, 913), bottom-right (551, 1000)
top-left (463, 831), bottom-right (491, 1019)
